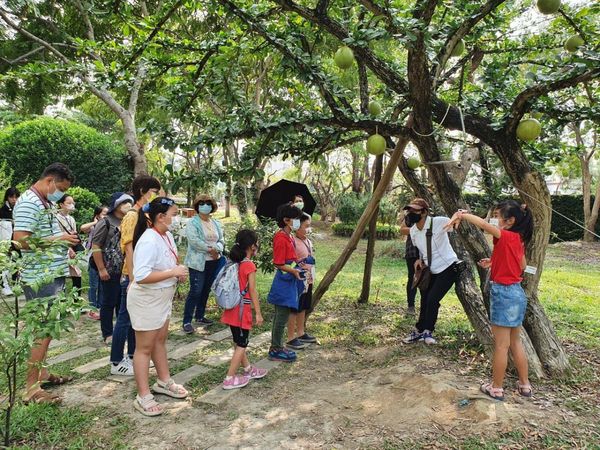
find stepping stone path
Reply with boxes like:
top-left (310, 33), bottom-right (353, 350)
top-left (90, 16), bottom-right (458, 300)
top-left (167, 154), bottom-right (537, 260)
top-left (47, 346), bottom-right (96, 366)
top-left (172, 365), bottom-right (211, 385)
top-left (170, 339), bottom-right (213, 360)
top-left (73, 356), bottom-right (109, 375)
top-left (203, 328), bottom-right (231, 342)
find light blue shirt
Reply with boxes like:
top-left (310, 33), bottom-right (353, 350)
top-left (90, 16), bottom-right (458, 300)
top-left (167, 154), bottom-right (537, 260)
top-left (184, 216), bottom-right (224, 272)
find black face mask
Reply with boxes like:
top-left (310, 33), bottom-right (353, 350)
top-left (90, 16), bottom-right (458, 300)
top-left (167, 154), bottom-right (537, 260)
top-left (405, 212), bottom-right (422, 226)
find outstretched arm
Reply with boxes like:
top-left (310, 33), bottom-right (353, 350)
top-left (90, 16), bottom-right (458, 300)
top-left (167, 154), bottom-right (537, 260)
top-left (445, 211), bottom-right (501, 239)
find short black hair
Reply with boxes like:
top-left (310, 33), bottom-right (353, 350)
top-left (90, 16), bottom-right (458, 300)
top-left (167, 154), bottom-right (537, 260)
top-left (299, 212), bottom-right (311, 223)
top-left (41, 163), bottom-right (75, 183)
top-left (276, 203), bottom-right (302, 228)
top-left (3, 187), bottom-right (20, 203)
top-left (131, 175), bottom-right (161, 202)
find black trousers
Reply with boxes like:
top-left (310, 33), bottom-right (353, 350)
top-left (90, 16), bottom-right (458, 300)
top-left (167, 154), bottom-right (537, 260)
top-left (416, 263), bottom-right (458, 333)
top-left (406, 257), bottom-right (418, 308)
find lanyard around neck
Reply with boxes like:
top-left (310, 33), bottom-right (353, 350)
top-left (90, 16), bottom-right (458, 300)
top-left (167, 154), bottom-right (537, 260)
top-left (153, 228), bottom-right (179, 264)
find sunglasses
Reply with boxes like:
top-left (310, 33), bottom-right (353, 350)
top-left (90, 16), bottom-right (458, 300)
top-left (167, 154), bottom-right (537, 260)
top-left (197, 200), bottom-right (211, 206)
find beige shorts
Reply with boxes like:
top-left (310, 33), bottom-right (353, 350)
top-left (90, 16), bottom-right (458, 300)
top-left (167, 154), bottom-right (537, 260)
top-left (127, 282), bottom-right (176, 331)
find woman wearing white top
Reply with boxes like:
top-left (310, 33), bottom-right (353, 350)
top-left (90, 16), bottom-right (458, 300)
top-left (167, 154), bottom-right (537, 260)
top-left (56, 194), bottom-right (82, 291)
top-left (128, 197), bottom-right (189, 416)
top-left (400, 198), bottom-right (460, 346)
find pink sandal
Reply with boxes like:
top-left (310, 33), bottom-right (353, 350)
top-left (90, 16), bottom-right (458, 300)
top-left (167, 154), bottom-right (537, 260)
top-left (480, 382), bottom-right (505, 401)
top-left (517, 382), bottom-right (533, 397)
top-left (244, 365), bottom-right (268, 380)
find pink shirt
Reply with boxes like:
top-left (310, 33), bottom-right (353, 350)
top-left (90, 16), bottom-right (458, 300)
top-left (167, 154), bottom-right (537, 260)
top-left (294, 236), bottom-right (314, 284)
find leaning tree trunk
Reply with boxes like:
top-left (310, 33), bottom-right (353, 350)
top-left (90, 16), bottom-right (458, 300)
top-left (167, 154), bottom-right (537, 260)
top-left (359, 154), bottom-right (383, 304)
top-left (122, 113), bottom-right (148, 176)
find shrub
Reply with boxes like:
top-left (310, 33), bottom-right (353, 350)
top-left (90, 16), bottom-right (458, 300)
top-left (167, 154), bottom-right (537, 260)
top-left (332, 222), bottom-right (400, 240)
top-left (67, 186), bottom-right (101, 226)
top-left (0, 117), bottom-right (131, 200)
top-left (337, 193), bottom-right (369, 224)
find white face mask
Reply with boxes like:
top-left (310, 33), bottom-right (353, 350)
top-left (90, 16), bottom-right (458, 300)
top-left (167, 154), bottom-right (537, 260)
top-left (66, 203), bottom-right (75, 211)
top-left (291, 219), bottom-right (301, 231)
top-left (489, 218), bottom-right (500, 227)
top-left (168, 215), bottom-right (181, 232)
top-left (294, 202), bottom-right (304, 210)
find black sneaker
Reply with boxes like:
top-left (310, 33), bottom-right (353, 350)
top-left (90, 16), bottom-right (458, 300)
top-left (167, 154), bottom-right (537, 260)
top-left (286, 338), bottom-right (309, 350)
top-left (182, 323), bottom-right (195, 334)
top-left (298, 333), bottom-right (317, 344)
top-left (402, 330), bottom-right (423, 344)
top-left (195, 317), bottom-right (214, 326)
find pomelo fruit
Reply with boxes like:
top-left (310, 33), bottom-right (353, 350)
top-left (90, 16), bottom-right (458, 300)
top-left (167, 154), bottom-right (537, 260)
top-left (564, 35), bottom-right (584, 52)
top-left (516, 118), bottom-right (542, 141)
top-left (407, 157), bottom-right (421, 170)
top-left (334, 46), bottom-right (355, 69)
top-left (450, 39), bottom-right (465, 57)
top-left (368, 101), bottom-right (382, 116)
top-left (537, 0), bottom-right (560, 14)
top-left (366, 134), bottom-right (386, 155)
top-left (531, 111), bottom-right (543, 119)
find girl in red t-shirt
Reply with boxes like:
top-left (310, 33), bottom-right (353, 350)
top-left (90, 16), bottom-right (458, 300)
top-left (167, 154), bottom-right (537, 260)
top-left (221, 229), bottom-right (267, 390)
top-left (446, 200), bottom-right (534, 401)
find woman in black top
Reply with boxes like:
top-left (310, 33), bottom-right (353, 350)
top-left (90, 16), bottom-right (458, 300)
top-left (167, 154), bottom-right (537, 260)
top-left (0, 187), bottom-right (20, 220)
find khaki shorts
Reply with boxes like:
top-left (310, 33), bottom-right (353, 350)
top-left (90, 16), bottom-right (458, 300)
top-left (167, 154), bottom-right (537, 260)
top-left (127, 282), bottom-right (176, 331)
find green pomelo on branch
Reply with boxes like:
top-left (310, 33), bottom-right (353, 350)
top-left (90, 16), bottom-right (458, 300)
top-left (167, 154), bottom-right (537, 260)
top-left (537, 0), bottom-right (561, 15)
top-left (564, 35), bottom-right (584, 52)
top-left (368, 101), bottom-right (382, 116)
top-left (407, 157), bottom-right (421, 170)
top-left (516, 118), bottom-right (542, 141)
top-left (531, 111), bottom-right (543, 119)
top-left (450, 39), bottom-right (465, 57)
top-left (334, 46), bottom-right (355, 69)
top-left (366, 134), bottom-right (386, 155)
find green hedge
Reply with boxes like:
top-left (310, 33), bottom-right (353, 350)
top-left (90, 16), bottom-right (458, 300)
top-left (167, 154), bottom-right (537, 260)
top-left (332, 223), bottom-right (400, 240)
top-left (462, 193), bottom-right (598, 242)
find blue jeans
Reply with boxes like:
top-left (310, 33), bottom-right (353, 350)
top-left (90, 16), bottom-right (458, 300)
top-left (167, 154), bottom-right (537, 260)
top-left (100, 274), bottom-right (121, 339)
top-left (110, 276), bottom-right (135, 363)
top-left (88, 265), bottom-right (102, 309)
top-left (182, 259), bottom-right (223, 324)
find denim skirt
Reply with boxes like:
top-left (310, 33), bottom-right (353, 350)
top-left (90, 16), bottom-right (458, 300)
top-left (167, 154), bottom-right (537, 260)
top-left (490, 282), bottom-right (527, 327)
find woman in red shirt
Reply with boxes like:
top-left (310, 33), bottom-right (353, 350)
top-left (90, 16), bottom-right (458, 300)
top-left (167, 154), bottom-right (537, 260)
top-left (221, 229), bottom-right (267, 389)
top-left (446, 200), bottom-right (534, 401)
top-left (267, 203), bottom-right (304, 362)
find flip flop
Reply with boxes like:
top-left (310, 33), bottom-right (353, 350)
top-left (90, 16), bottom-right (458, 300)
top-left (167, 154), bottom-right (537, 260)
top-left (23, 389), bottom-right (62, 405)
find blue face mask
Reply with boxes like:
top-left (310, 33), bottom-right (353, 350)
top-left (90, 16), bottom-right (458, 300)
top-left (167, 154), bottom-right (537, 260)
top-left (198, 204), bottom-right (212, 215)
top-left (291, 219), bottom-right (301, 231)
top-left (48, 181), bottom-right (64, 203)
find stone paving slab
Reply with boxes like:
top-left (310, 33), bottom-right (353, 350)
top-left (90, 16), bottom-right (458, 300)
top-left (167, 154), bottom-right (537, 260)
top-left (49, 339), bottom-right (65, 349)
top-left (196, 385), bottom-right (238, 405)
top-left (106, 375), bottom-right (135, 384)
top-left (47, 346), bottom-right (96, 366)
top-left (172, 365), bottom-right (211, 386)
top-left (253, 357), bottom-right (282, 371)
top-left (203, 348), bottom-right (234, 367)
top-left (169, 339), bottom-right (212, 360)
top-left (249, 331), bottom-right (271, 347)
top-left (203, 328), bottom-right (231, 342)
top-left (73, 356), bottom-right (109, 375)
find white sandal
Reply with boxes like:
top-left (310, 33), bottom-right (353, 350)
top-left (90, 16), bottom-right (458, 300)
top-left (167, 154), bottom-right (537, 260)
top-left (133, 394), bottom-right (163, 417)
top-left (152, 378), bottom-right (188, 399)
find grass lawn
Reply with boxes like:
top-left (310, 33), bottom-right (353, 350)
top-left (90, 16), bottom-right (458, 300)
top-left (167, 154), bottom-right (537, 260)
top-left (1, 212), bottom-right (599, 448)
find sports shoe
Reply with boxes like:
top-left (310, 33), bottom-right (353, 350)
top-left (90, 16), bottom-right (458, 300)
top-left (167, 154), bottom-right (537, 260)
top-left (297, 333), bottom-right (317, 344)
top-left (2, 285), bottom-right (13, 297)
top-left (222, 374), bottom-right (250, 390)
top-left (244, 365), bottom-right (268, 380)
top-left (285, 338), bottom-right (309, 350)
top-left (422, 330), bottom-right (436, 345)
top-left (268, 347), bottom-right (297, 362)
top-left (182, 323), bottom-right (195, 334)
top-left (111, 358), bottom-right (134, 376)
top-left (402, 330), bottom-right (423, 344)
top-left (195, 317), bottom-right (214, 326)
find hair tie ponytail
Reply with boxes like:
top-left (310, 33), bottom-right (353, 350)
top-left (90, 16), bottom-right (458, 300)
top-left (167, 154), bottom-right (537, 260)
top-left (142, 203), bottom-right (150, 213)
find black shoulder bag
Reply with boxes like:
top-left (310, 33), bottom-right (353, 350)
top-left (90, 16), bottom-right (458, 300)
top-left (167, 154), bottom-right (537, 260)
top-left (412, 219), bottom-right (434, 291)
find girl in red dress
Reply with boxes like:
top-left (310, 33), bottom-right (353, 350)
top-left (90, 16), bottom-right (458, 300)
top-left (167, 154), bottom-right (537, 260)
top-left (221, 229), bottom-right (267, 389)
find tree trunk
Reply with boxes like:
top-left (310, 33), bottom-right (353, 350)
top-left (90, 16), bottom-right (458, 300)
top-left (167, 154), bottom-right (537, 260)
top-left (351, 149), bottom-right (362, 193)
top-left (359, 154), bottom-right (383, 304)
top-left (312, 134), bottom-right (410, 310)
top-left (122, 113), bottom-right (148, 176)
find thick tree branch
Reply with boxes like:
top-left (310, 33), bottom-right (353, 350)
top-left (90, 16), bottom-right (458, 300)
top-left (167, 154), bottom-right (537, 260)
top-left (506, 68), bottom-right (600, 133)
top-left (433, 0), bottom-right (506, 88)
top-left (72, 0), bottom-right (95, 41)
top-left (128, 62), bottom-right (147, 115)
top-left (357, 59), bottom-right (369, 114)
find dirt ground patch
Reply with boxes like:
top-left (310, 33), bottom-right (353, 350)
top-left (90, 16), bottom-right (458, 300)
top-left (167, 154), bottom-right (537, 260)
top-left (60, 345), bottom-right (561, 449)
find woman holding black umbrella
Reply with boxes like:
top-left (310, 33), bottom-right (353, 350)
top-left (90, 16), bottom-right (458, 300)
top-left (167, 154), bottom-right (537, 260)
top-left (267, 203), bottom-right (304, 362)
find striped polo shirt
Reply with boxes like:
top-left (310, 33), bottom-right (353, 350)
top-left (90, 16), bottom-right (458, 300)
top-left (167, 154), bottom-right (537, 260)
top-left (13, 189), bottom-right (68, 284)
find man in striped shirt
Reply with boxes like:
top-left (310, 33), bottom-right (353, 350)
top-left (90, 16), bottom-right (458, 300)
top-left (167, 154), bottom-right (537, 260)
top-left (13, 163), bottom-right (79, 404)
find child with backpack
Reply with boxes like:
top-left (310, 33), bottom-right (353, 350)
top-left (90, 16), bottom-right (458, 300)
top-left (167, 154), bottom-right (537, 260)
top-left (445, 200), bottom-right (534, 400)
top-left (219, 229), bottom-right (267, 389)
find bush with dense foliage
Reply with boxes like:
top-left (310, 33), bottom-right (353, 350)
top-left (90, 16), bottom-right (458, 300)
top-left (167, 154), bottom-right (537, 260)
top-left (332, 222), bottom-right (400, 240)
top-left (0, 117), bottom-right (131, 200)
top-left (66, 186), bottom-right (101, 227)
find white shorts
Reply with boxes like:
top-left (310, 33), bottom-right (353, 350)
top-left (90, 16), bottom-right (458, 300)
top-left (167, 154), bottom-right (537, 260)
top-left (127, 282), bottom-right (176, 331)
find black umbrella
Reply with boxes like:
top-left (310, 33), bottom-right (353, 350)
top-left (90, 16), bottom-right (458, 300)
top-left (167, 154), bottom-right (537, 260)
top-left (255, 179), bottom-right (317, 219)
